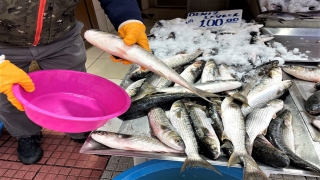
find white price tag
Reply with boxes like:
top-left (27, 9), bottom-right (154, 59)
top-left (186, 9), bottom-right (243, 29)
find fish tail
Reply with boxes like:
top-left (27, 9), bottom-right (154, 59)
top-left (231, 92), bottom-right (249, 106)
top-left (181, 156), bottom-right (221, 175)
top-left (193, 87), bottom-right (223, 103)
top-left (242, 154), bottom-right (269, 180)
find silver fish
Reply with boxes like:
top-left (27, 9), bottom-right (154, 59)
top-left (245, 99), bottom-right (284, 155)
top-left (281, 110), bottom-right (295, 153)
top-left (219, 64), bottom-right (236, 80)
top-left (91, 131), bottom-right (181, 153)
top-left (125, 78), bottom-right (146, 97)
top-left (185, 102), bottom-right (221, 159)
top-left (241, 80), bottom-right (292, 116)
top-left (130, 50), bottom-right (203, 79)
top-left (148, 107), bottom-right (185, 151)
top-left (154, 80), bottom-right (242, 94)
top-left (169, 100), bottom-right (220, 173)
top-left (221, 97), bottom-right (268, 180)
top-left (201, 59), bottom-right (219, 83)
top-left (282, 65), bottom-right (320, 82)
top-left (84, 30), bottom-right (215, 103)
top-left (248, 67), bottom-right (282, 97)
top-left (174, 60), bottom-right (205, 86)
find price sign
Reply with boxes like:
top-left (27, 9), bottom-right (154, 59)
top-left (186, 9), bottom-right (243, 29)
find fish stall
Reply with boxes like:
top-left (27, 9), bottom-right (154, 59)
top-left (80, 1), bottom-right (320, 179)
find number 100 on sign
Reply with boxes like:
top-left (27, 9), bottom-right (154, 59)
top-left (199, 18), bottom-right (239, 27)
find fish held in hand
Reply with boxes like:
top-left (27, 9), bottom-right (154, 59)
top-left (84, 29), bottom-right (215, 103)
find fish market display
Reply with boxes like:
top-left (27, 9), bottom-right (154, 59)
top-left (267, 111), bottom-right (320, 173)
top-left (170, 100), bottom-right (220, 173)
top-left (125, 78), bottom-right (146, 97)
top-left (173, 60), bottom-right (205, 86)
top-left (84, 30), bottom-right (214, 103)
top-left (221, 97), bottom-right (268, 179)
top-left (281, 110), bottom-right (296, 153)
top-left (252, 135), bottom-right (290, 168)
top-left (245, 99), bottom-right (284, 154)
top-left (306, 90), bottom-right (320, 115)
top-left (148, 107), bottom-right (185, 151)
top-left (258, 0), bottom-right (320, 13)
top-left (282, 65), bottom-right (320, 82)
top-left (91, 131), bottom-right (182, 153)
top-left (185, 102), bottom-right (221, 160)
top-left (241, 80), bottom-right (292, 116)
top-left (201, 59), bottom-right (219, 83)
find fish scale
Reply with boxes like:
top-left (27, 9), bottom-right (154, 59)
top-left (201, 59), bottom-right (219, 83)
top-left (174, 60), bottom-right (204, 86)
top-left (245, 99), bottom-right (284, 155)
top-left (169, 100), bottom-right (220, 174)
top-left (241, 80), bottom-right (292, 116)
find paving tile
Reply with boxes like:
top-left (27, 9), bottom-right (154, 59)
top-left (56, 145), bottom-right (67, 151)
top-left (43, 150), bottom-right (53, 158)
top-left (59, 167), bottom-right (72, 175)
top-left (11, 141), bottom-right (18, 148)
top-left (46, 158), bottom-right (58, 165)
top-left (56, 174), bottom-right (68, 180)
top-left (75, 160), bottom-right (87, 168)
top-left (8, 154), bottom-right (18, 161)
top-left (37, 157), bottom-right (48, 164)
top-left (23, 171), bottom-right (37, 179)
top-left (100, 171), bottom-right (113, 179)
top-left (46, 144), bottom-right (58, 151)
top-left (5, 147), bottom-right (16, 154)
top-left (33, 172), bottom-right (47, 180)
top-left (0, 153), bottom-right (11, 160)
top-left (0, 146), bottom-right (9, 153)
top-left (60, 152), bottom-right (72, 159)
top-left (10, 162), bottom-right (22, 170)
top-left (67, 176), bottom-right (78, 180)
top-left (60, 139), bottom-right (71, 145)
top-left (13, 170), bottom-right (27, 179)
top-left (51, 139), bottom-right (62, 145)
top-left (45, 173), bottom-right (57, 180)
top-left (39, 165), bottom-right (51, 172)
top-left (64, 159), bottom-right (77, 167)
top-left (50, 166), bottom-right (62, 174)
top-left (112, 171), bottom-right (122, 179)
top-left (70, 153), bottom-right (81, 160)
top-left (64, 145), bottom-right (76, 152)
top-left (91, 170), bottom-right (103, 178)
top-left (51, 151), bottom-right (63, 158)
top-left (119, 156), bottom-right (132, 164)
top-left (1, 161), bottom-right (14, 168)
top-left (55, 158), bottom-right (67, 166)
top-left (85, 161), bottom-right (96, 168)
top-left (3, 169), bottom-right (17, 177)
top-left (116, 163), bottom-right (129, 171)
top-left (78, 177), bottom-right (90, 180)
top-left (79, 154), bottom-right (91, 161)
top-left (105, 163), bottom-right (117, 171)
top-left (80, 169), bottom-right (92, 177)
top-left (69, 168), bottom-right (82, 176)
top-left (44, 138), bottom-right (54, 144)
top-left (98, 156), bottom-right (110, 161)
top-left (94, 161), bottom-right (107, 170)
top-left (0, 177), bottom-right (11, 180)
top-left (108, 156), bottom-right (120, 164)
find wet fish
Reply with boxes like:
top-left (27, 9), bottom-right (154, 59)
top-left (257, 10), bottom-right (312, 23)
top-left (252, 135), bottom-right (290, 168)
top-left (125, 78), bottom-right (146, 97)
top-left (267, 111), bottom-right (320, 173)
top-left (129, 50), bottom-right (203, 81)
top-left (170, 100), bottom-right (221, 173)
top-left (219, 64), bottom-right (236, 80)
top-left (245, 99), bottom-right (284, 155)
top-left (232, 60), bottom-right (279, 105)
top-left (201, 59), bottom-right (219, 83)
top-left (185, 102), bottom-right (221, 159)
top-left (154, 80), bottom-right (242, 94)
top-left (174, 60), bottom-right (205, 86)
top-left (296, 11), bottom-right (320, 19)
top-left (84, 30), bottom-right (214, 103)
top-left (241, 80), bottom-right (292, 116)
top-left (311, 118), bottom-right (320, 130)
top-left (282, 65), bottom-right (320, 82)
top-left (91, 131), bottom-right (182, 153)
top-left (148, 107), bottom-right (185, 151)
top-left (281, 110), bottom-right (295, 153)
top-left (305, 90), bottom-right (320, 115)
top-left (131, 66), bottom-right (184, 101)
top-left (221, 97), bottom-right (268, 180)
top-left (247, 67), bottom-right (282, 97)
top-left (208, 98), bottom-right (224, 141)
top-left (119, 93), bottom-right (219, 120)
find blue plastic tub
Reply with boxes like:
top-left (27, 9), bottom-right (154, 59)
top-left (113, 160), bottom-right (243, 180)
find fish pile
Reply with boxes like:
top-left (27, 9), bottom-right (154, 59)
top-left (282, 64), bottom-right (320, 131)
top-left (258, 0), bottom-right (320, 13)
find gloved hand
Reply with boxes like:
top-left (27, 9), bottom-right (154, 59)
top-left (110, 20), bottom-right (150, 70)
top-left (0, 53), bottom-right (35, 111)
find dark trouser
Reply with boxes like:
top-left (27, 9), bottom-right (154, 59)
top-left (0, 21), bottom-right (88, 139)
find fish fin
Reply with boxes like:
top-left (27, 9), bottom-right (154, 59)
top-left (228, 152), bottom-right (242, 167)
top-left (181, 156), bottom-right (221, 175)
top-left (231, 92), bottom-right (249, 106)
top-left (242, 154), bottom-right (269, 180)
top-left (262, 129), bottom-right (268, 136)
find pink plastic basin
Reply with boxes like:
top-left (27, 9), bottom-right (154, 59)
top-left (13, 69), bottom-right (131, 133)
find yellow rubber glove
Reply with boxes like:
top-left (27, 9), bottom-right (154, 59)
top-left (0, 60), bottom-right (35, 111)
top-left (111, 21), bottom-right (150, 70)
